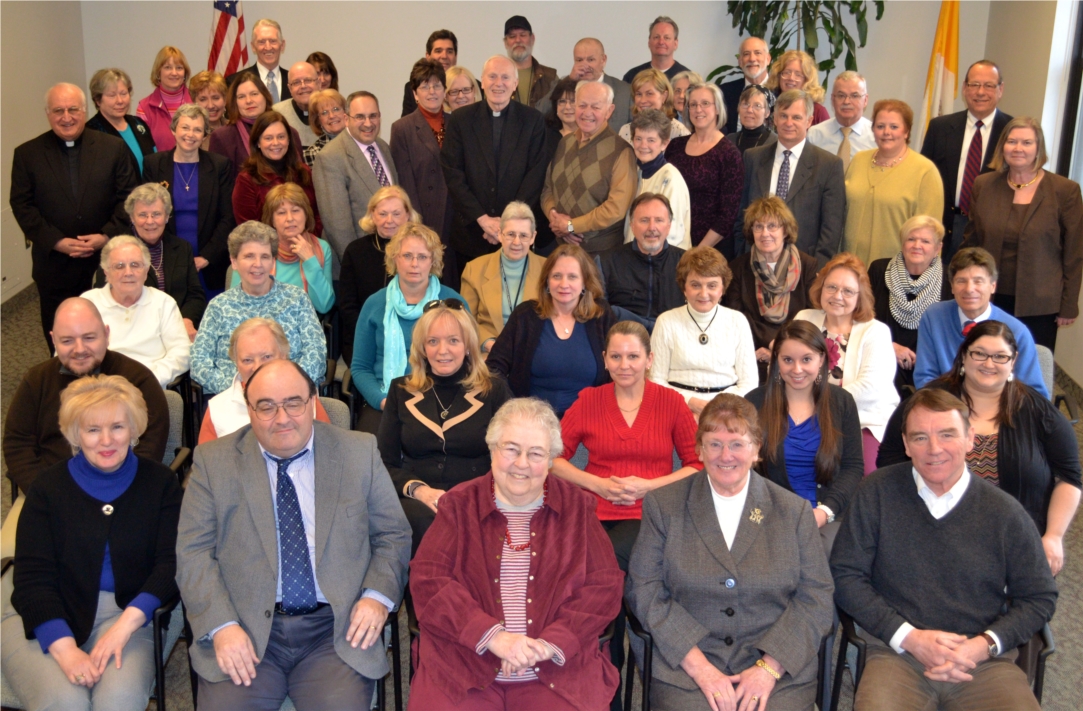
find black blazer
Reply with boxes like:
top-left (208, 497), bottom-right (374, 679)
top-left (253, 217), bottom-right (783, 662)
top-left (720, 77), bottom-right (746, 135)
top-left (745, 383), bottom-right (865, 517)
top-left (391, 109), bottom-right (453, 239)
top-left (85, 112), bottom-right (157, 161)
top-left (378, 375), bottom-right (512, 495)
top-left (734, 141), bottom-right (847, 267)
top-left (440, 100), bottom-right (550, 258)
top-left (93, 231), bottom-right (207, 326)
top-left (339, 234), bottom-right (393, 364)
top-left (876, 383), bottom-right (1082, 533)
top-left (920, 108), bottom-right (1012, 231)
top-left (487, 300), bottom-right (615, 399)
top-left (225, 64), bottom-right (291, 101)
top-left (142, 149), bottom-right (236, 291)
top-left (11, 456), bottom-right (182, 647)
top-left (9, 130), bottom-right (140, 288)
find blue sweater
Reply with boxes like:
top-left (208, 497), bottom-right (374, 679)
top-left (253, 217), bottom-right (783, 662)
top-left (914, 301), bottom-right (1048, 398)
top-left (350, 285), bottom-right (466, 409)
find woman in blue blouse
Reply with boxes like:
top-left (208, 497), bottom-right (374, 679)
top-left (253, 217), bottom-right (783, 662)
top-left (743, 319), bottom-right (864, 552)
top-left (85, 68), bottom-right (156, 174)
top-left (1, 375), bottom-right (182, 710)
top-left (351, 222), bottom-right (465, 434)
top-left (228, 183), bottom-right (334, 314)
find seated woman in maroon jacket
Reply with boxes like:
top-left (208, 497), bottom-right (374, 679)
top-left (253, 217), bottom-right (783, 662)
top-left (408, 397), bottom-right (624, 711)
top-left (232, 110), bottom-right (321, 236)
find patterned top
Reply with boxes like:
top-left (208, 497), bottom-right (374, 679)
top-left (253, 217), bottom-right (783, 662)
top-left (190, 279), bottom-right (327, 393)
top-left (665, 135), bottom-right (745, 246)
top-left (967, 432), bottom-right (1000, 487)
top-left (303, 132), bottom-right (335, 167)
top-left (825, 330), bottom-right (849, 384)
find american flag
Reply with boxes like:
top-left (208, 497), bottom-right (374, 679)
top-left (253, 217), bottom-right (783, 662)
top-left (207, 0), bottom-right (248, 75)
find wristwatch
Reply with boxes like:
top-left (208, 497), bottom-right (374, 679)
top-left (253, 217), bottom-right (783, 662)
top-left (567, 220), bottom-right (575, 234)
top-left (980, 632), bottom-right (998, 658)
top-left (815, 504), bottom-right (835, 524)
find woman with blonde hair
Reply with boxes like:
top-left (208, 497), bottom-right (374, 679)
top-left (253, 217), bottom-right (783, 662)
top-left (767, 49), bottom-right (829, 125)
top-left (619, 68), bottom-right (690, 143)
top-left (378, 302), bottom-right (511, 553)
top-left (188, 70), bottom-right (228, 148)
top-left (351, 222), bottom-right (466, 433)
top-left (2, 375), bottom-right (182, 710)
top-left (444, 66), bottom-right (481, 112)
top-left (487, 243), bottom-right (615, 416)
top-left (137, 45), bottom-right (193, 150)
top-left (303, 88), bottom-right (347, 166)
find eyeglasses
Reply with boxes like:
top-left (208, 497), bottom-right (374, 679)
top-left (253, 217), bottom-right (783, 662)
top-left (423, 298), bottom-right (465, 312)
top-left (109, 261), bottom-right (147, 272)
top-left (965, 82), bottom-right (1000, 92)
top-left (289, 78), bottom-right (317, 89)
top-left (134, 211), bottom-right (165, 221)
top-left (752, 222), bottom-right (782, 233)
top-left (779, 70), bottom-right (805, 80)
top-left (250, 396), bottom-right (311, 420)
top-left (319, 106), bottom-right (343, 118)
top-left (823, 284), bottom-right (859, 299)
top-left (702, 439), bottom-right (751, 455)
top-left (967, 350), bottom-right (1014, 364)
top-left (832, 92), bottom-right (867, 102)
top-left (349, 112), bottom-right (381, 122)
top-left (447, 88), bottom-right (474, 98)
top-left (50, 107), bottom-right (85, 117)
top-left (495, 443), bottom-right (549, 464)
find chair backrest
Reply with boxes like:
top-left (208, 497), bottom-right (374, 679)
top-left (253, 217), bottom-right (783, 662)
top-left (225, 265), bottom-right (234, 289)
top-left (1035, 345), bottom-right (1055, 402)
top-left (163, 389), bottom-right (185, 465)
top-left (322, 397), bottom-right (352, 430)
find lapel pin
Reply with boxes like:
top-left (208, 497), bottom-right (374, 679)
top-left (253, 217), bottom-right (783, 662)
top-left (749, 508), bottom-right (763, 524)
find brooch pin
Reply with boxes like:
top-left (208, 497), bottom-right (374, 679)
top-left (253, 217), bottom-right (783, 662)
top-left (137, 125), bottom-right (146, 134)
top-left (749, 508), bottom-right (763, 524)
top-left (159, 181), bottom-right (170, 190)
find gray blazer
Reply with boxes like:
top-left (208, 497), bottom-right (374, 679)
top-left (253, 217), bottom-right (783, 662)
top-left (176, 422), bottom-right (412, 683)
top-left (734, 141), bottom-right (847, 267)
top-left (626, 471), bottom-right (834, 697)
top-left (312, 131), bottom-right (399, 269)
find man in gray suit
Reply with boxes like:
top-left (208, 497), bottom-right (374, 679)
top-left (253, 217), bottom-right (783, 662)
top-left (177, 359), bottom-right (411, 710)
top-left (313, 91), bottom-right (399, 271)
top-left (536, 38), bottom-right (632, 130)
top-left (734, 89), bottom-right (846, 266)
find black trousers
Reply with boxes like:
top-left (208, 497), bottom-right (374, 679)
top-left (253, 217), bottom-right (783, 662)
top-left (400, 496), bottom-right (437, 558)
top-left (603, 518), bottom-right (641, 711)
top-left (993, 293), bottom-right (1059, 351)
top-left (36, 271), bottom-right (94, 349)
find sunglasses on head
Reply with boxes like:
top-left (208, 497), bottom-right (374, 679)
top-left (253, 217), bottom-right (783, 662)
top-left (423, 298), bottom-right (466, 313)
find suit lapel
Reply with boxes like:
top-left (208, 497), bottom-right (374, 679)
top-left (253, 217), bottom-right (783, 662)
top-left (756, 147), bottom-right (773, 197)
top-left (471, 105), bottom-right (497, 177)
top-left (729, 473), bottom-right (772, 566)
top-left (786, 148), bottom-right (815, 201)
top-left (687, 474), bottom-right (739, 574)
top-left (313, 424), bottom-right (343, 567)
top-left (481, 255), bottom-right (505, 330)
top-left (238, 432), bottom-right (280, 577)
top-left (74, 133), bottom-right (99, 210)
top-left (345, 137), bottom-right (381, 194)
top-left (43, 137), bottom-right (77, 207)
top-left (413, 112), bottom-right (442, 164)
top-left (496, 103), bottom-right (521, 179)
top-left (1020, 177), bottom-right (1050, 233)
top-left (197, 152), bottom-right (214, 238)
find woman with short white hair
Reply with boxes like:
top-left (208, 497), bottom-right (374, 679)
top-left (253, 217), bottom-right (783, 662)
top-left (82, 235), bottom-right (190, 387)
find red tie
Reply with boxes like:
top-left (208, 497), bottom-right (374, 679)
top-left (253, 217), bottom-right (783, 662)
top-left (958, 120), bottom-right (984, 215)
top-left (962, 320), bottom-right (976, 337)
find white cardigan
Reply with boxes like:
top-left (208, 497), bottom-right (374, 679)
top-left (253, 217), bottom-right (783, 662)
top-left (793, 309), bottom-right (899, 440)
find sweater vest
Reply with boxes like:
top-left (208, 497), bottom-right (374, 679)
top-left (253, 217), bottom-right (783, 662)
top-left (549, 126), bottom-right (631, 249)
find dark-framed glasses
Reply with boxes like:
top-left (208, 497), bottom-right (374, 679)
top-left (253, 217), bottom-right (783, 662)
top-left (967, 350), bottom-right (1013, 364)
top-left (424, 298), bottom-right (466, 313)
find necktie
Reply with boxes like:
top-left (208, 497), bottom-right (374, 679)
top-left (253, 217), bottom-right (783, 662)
top-left (776, 150), bottom-right (792, 201)
top-left (962, 320), bottom-right (976, 337)
top-left (838, 127), bottom-right (853, 172)
top-left (368, 145), bottom-right (391, 187)
top-left (271, 449), bottom-right (318, 615)
top-left (266, 70), bottom-right (279, 104)
top-left (958, 120), bottom-right (984, 215)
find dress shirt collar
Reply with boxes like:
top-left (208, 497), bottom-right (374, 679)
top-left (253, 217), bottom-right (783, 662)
top-left (102, 285), bottom-right (149, 309)
top-left (259, 429), bottom-right (316, 466)
top-left (957, 303), bottom-right (993, 326)
top-left (967, 109), bottom-right (997, 129)
top-left (837, 116), bottom-right (869, 137)
top-left (256, 60), bottom-right (279, 78)
top-left (913, 465), bottom-right (970, 519)
top-left (775, 137), bottom-right (806, 162)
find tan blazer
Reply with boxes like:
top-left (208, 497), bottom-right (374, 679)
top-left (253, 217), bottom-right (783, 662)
top-left (963, 170), bottom-right (1083, 318)
top-left (460, 251), bottom-right (546, 345)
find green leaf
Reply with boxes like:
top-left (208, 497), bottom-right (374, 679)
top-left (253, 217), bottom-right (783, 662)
top-left (874, 1), bottom-right (885, 20)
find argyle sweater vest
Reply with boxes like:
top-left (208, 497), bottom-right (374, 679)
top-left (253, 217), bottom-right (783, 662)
top-left (549, 126), bottom-right (632, 249)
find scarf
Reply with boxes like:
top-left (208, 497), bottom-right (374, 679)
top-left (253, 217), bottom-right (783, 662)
top-left (236, 118), bottom-right (253, 156)
top-left (382, 275), bottom-right (443, 393)
top-left (637, 152), bottom-right (668, 180)
top-left (752, 243), bottom-right (802, 323)
top-left (885, 252), bottom-right (944, 330)
top-left (275, 232), bottom-right (325, 292)
top-left (419, 105), bottom-right (446, 147)
top-left (67, 448), bottom-right (138, 502)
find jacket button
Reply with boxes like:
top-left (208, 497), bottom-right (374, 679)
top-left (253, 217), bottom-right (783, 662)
top-left (724, 636), bottom-right (734, 646)
top-left (725, 608), bottom-right (735, 617)
top-left (265, 610), bottom-right (272, 618)
top-left (437, 463), bottom-right (443, 470)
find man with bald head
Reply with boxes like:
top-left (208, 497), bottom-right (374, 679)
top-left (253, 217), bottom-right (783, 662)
top-left (273, 61), bottom-right (320, 147)
top-left (10, 83), bottom-right (140, 347)
top-left (441, 54), bottom-right (549, 273)
top-left (542, 81), bottom-right (636, 255)
top-left (178, 359), bottom-right (410, 710)
top-left (543, 38), bottom-right (633, 131)
top-left (720, 36), bottom-right (774, 134)
top-left (3, 297), bottom-right (168, 495)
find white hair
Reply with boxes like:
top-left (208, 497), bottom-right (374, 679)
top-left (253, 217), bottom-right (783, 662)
top-left (575, 80), bottom-right (614, 105)
top-left (45, 83), bottom-right (86, 111)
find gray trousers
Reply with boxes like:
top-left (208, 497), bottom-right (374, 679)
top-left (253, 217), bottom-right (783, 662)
top-left (196, 605), bottom-right (375, 711)
top-left (1, 591), bottom-right (156, 711)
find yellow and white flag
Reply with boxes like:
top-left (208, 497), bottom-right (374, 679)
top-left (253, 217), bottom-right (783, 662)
top-left (914, 0), bottom-right (959, 149)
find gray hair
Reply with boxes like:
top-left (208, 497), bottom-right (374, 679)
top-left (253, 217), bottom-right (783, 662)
top-left (170, 102), bottom-right (210, 133)
top-left (500, 201), bottom-right (536, 233)
top-left (575, 79), bottom-right (614, 105)
top-left (45, 82), bottom-right (86, 111)
top-left (630, 108), bottom-right (672, 141)
top-left (671, 70), bottom-right (703, 87)
top-left (125, 182), bottom-right (173, 219)
top-left (649, 15), bottom-right (679, 38)
top-left (88, 69), bottom-right (133, 107)
top-left (252, 18), bottom-right (283, 40)
top-left (485, 397), bottom-right (563, 464)
top-left (833, 70), bottom-right (867, 89)
top-left (101, 234), bottom-right (151, 271)
top-left (228, 317), bottom-right (290, 362)
top-left (776, 89), bottom-right (814, 117)
top-left (686, 82), bottom-right (727, 130)
top-left (228, 220), bottom-right (279, 259)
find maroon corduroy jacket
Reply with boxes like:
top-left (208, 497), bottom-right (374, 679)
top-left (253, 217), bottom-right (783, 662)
top-left (410, 471), bottom-right (624, 708)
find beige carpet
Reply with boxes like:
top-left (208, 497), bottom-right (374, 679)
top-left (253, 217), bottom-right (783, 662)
top-left (2, 286), bottom-right (1079, 710)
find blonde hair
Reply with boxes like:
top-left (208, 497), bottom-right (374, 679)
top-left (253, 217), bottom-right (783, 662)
top-left (989, 117), bottom-right (1048, 174)
top-left (150, 46), bottom-right (191, 87)
top-left (307, 89), bottom-right (347, 136)
top-left (59, 375), bottom-right (148, 451)
top-left (385, 222), bottom-right (444, 278)
top-left (444, 66), bottom-right (481, 112)
top-left (360, 186), bottom-right (421, 234)
top-left (403, 306), bottom-right (492, 395)
top-left (631, 68), bottom-right (677, 120)
top-left (189, 70), bottom-right (228, 99)
top-left (261, 183), bottom-right (316, 233)
top-left (900, 214), bottom-right (946, 245)
top-left (228, 317), bottom-right (290, 362)
top-left (767, 50), bottom-right (825, 103)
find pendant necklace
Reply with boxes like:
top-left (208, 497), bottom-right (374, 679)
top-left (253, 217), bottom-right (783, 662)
top-left (176, 162), bottom-right (197, 192)
top-left (1008, 172), bottom-right (1040, 190)
top-left (686, 305), bottom-right (719, 345)
top-left (431, 387), bottom-right (452, 420)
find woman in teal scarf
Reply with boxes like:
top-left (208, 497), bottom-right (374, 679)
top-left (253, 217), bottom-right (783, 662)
top-left (351, 222), bottom-right (466, 433)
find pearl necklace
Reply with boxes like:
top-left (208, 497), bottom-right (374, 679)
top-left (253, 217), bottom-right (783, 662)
top-left (872, 147), bottom-right (907, 169)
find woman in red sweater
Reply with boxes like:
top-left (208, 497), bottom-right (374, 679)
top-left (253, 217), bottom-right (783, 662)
top-left (231, 110), bottom-right (322, 235)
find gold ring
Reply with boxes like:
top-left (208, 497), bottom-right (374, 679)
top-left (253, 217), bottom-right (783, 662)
top-left (712, 691), bottom-right (722, 697)
top-left (76, 674), bottom-right (85, 682)
top-left (369, 625), bottom-right (376, 629)
top-left (751, 696), bottom-right (759, 703)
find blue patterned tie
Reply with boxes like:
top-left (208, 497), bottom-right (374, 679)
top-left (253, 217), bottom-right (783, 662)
top-left (368, 145), bottom-right (391, 187)
top-left (776, 150), bottom-right (792, 200)
top-left (270, 449), bottom-right (318, 614)
top-left (266, 70), bottom-right (279, 104)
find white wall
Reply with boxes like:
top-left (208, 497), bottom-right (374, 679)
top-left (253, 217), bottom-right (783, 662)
top-left (1, 1), bottom-right (87, 303)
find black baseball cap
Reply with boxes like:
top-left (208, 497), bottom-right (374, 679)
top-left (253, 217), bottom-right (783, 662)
top-left (504, 16), bottom-right (532, 35)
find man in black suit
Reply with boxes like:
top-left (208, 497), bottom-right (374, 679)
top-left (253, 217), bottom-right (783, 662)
top-left (9, 83), bottom-right (139, 348)
top-left (401, 29), bottom-right (458, 118)
top-left (734, 90), bottom-right (846, 266)
top-left (225, 18), bottom-right (290, 102)
top-left (921, 60), bottom-right (1011, 263)
top-left (720, 36), bottom-right (773, 135)
top-left (440, 54), bottom-right (549, 275)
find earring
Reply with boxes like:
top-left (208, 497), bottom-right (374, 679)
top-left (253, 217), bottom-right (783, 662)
top-left (131, 437), bottom-right (139, 448)
top-left (959, 366), bottom-right (965, 376)
top-left (815, 373), bottom-right (823, 384)
top-left (774, 370), bottom-right (782, 383)
top-left (1008, 372), bottom-right (1014, 382)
